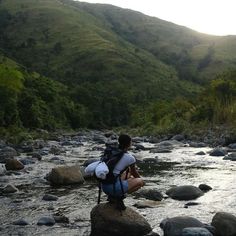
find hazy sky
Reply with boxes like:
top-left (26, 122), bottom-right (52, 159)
top-left (80, 0), bottom-right (236, 36)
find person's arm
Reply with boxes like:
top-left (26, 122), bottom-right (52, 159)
top-left (129, 163), bottom-right (141, 178)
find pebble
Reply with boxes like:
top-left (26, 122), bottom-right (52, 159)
top-left (184, 202), bottom-right (200, 208)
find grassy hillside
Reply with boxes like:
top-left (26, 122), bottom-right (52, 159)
top-left (76, 1), bottom-right (236, 82)
top-left (0, 0), bottom-right (199, 93)
top-left (0, 0), bottom-right (235, 134)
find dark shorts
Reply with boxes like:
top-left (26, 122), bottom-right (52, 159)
top-left (101, 179), bottom-right (128, 197)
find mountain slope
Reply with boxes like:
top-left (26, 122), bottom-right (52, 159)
top-left (75, 1), bottom-right (236, 82)
top-left (0, 0), bottom-right (198, 94)
top-left (0, 0), bottom-right (235, 129)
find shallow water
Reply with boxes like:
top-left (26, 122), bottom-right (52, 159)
top-left (0, 141), bottom-right (235, 235)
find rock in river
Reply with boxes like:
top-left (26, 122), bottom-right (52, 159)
top-left (42, 194), bottom-right (58, 201)
top-left (13, 219), bottom-right (29, 226)
top-left (211, 212), bottom-right (236, 236)
top-left (2, 184), bottom-right (18, 194)
top-left (5, 159), bottom-right (24, 171)
top-left (166, 185), bottom-right (204, 200)
top-left (160, 216), bottom-right (213, 236)
top-left (37, 216), bottom-right (55, 226)
top-left (47, 165), bottom-right (84, 185)
top-left (133, 188), bottom-right (163, 201)
top-left (90, 202), bottom-right (152, 236)
top-left (134, 200), bottom-right (162, 209)
top-left (209, 148), bottom-right (227, 157)
top-left (198, 184), bottom-right (212, 192)
top-left (0, 146), bottom-right (17, 163)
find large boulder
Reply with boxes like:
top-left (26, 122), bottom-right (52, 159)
top-left (211, 212), bottom-right (236, 236)
top-left (160, 216), bottom-right (212, 236)
top-left (166, 185), bottom-right (204, 200)
top-left (47, 165), bottom-right (84, 185)
top-left (5, 159), bottom-right (24, 171)
top-left (90, 203), bottom-right (152, 236)
top-left (0, 147), bottom-right (17, 163)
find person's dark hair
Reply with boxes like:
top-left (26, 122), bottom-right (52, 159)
top-left (118, 134), bottom-right (131, 150)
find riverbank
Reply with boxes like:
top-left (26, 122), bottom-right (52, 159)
top-left (1, 124), bottom-right (236, 148)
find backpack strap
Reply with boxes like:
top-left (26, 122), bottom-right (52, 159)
top-left (125, 167), bottom-right (129, 180)
top-left (97, 182), bottom-right (102, 204)
top-left (119, 176), bottom-right (125, 196)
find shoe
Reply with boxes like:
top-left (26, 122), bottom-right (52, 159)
top-left (107, 195), bottom-right (116, 203)
top-left (116, 199), bottom-right (126, 211)
top-left (107, 195), bottom-right (126, 211)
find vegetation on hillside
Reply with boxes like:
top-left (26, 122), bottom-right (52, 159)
top-left (0, 53), bottom-right (89, 141)
top-left (129, 71), bottom-right (236, 135)
top-left (0, 0), bottom-right (235, 142)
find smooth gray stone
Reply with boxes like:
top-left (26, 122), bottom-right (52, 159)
top-left (13, 219), bottom-right (29, 226)
top-left (37, 216), bottom-right (55, 226)
top-left (195, 151), bottom-right (206, 155)
top-left (198, 184), bottom-right (212, 192)
top-left (134, 188), bottom-right (163, 201)
top-left (2, 184), bottom-right (18, 193)
top-left (209, 148), bottom-right (227, 156)
top-left (42, 194), bottom-right (58, 201)
top-left (20, 159), bottom-right (35, 165)
top-left (166, 185), bottom-right (203, 200)
top-left (189, 142), bottom-right (207, 148)
top-left (53, 214), bottom-right (69, 223)
top-left (160, 216), bottom-right (206, 236)
top-left (211, 212), bottom-right (236, 236)
top-left (228, 143), bottom-right (236, 149)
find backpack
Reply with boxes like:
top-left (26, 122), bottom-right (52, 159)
top-left (99, 146), bottom-right (125, 184)
top-left (85, 145), bottom-right (129, 205)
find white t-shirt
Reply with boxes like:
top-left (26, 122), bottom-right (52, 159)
top-left (113, 153), bottom-right (136, 175)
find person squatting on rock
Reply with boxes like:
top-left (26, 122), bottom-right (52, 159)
top-left (100, 134), bottom-right (144, 210)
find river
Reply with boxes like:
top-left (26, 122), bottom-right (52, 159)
top-left (0, 136), bottom-right (235, 235)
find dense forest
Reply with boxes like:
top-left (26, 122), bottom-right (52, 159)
top-left (0, 0), bottom-right (235, 142)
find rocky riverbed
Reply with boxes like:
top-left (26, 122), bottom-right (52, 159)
top-left (0, 131), bottom-right (236, 235)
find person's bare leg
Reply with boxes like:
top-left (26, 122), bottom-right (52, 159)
top-left (127, 178), bottom-right (144, 193)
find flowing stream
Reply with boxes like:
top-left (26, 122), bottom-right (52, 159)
top-left (0, 138), bottom-right (235, 236)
